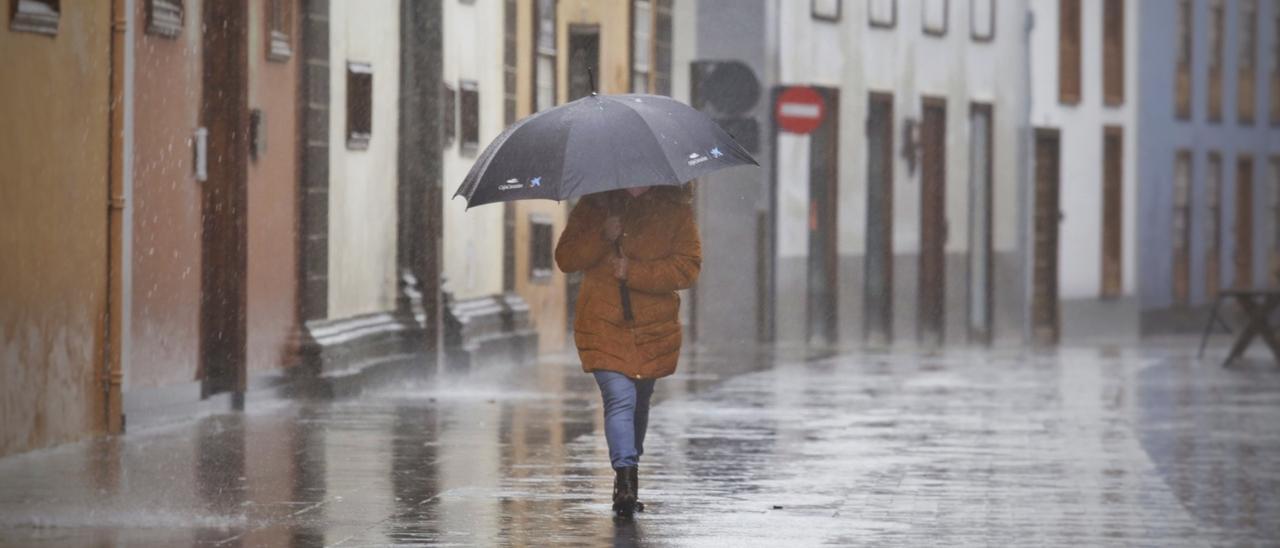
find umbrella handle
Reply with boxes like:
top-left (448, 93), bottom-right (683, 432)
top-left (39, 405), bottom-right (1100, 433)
top-left (614, 241), bottom-right (634, 322)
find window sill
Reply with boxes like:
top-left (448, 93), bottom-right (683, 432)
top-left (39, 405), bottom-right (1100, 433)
top-left (347, 134), bottom-right (370, 151)
top-left (268, 31), bottom-right (293, 62)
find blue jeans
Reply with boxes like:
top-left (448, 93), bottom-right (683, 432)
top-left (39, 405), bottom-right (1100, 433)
top-left (593, 370), bottom-right (656, 469)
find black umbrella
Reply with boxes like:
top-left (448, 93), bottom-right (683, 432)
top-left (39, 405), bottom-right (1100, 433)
top-left (453, 93), bottom-right (757, 209)
top-left (453, 93), bottom-right (758, 323)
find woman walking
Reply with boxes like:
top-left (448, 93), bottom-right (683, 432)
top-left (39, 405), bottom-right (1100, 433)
top-left (554, 184), bottom-right (701, 518)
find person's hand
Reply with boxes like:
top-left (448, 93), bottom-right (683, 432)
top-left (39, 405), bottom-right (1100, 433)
top-left (612, 256), bottom-right (629, 280)
top-left (603, 216), bottom-right (622, 242)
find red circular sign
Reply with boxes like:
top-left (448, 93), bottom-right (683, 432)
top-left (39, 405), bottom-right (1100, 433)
top-left (775, 86), bottom-right (825, 134)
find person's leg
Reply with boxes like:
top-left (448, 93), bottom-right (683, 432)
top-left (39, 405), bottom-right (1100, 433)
top-left (632, 379), bottom-right (656, 460)
top-left (593, 371), bottom-right (639, 469)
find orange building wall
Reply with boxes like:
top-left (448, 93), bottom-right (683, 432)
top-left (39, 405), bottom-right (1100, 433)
top-left (0, 4), bottom-right (114, 456)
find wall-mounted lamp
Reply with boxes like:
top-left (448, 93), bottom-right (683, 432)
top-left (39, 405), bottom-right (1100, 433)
top-left (901, 117), bottom-right (919, 177)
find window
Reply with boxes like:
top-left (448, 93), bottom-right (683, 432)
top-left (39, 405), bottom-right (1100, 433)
top-left (443, 83), bottom-right (456, 148)
top-left (503, 0), bottom-right (517, 124)
top-left (654, 0), bottom-right (672, 95)
top-left (10, 0), bottom-right (59, 35)
top-left (534, 0), bottom-right (557, 111)
top-left (459, 80), bottom-right (479, 155)
top-left (529, 215), bottom-right (554, 281)
top-left (1059, 0), bottom-right (1082, 105)
top-left (923, 0), bottom-right (948, 36)
top-left (1272, 6), bottom-right (1280, 125)
top-left (868, 0), bottom-right (896, 28)
top-left (812, 0), bottom-right (840, 22)
top-left (970, 0), bottom-right (994, 41)
top-left (631, 0), bottom-right (652, 93)
top-left (1102, 0), bottom-right (1124, 106)
top-left (266, 0), bottom-right (292, 62)
top-left (1206, 152), bottom-right (1223, 298)
top-left (1176, 0), bottom-right (1193, 119)
top-left (146, 0), bottom-right (182, 38)
top-left (1173, 151), bottom-right (1193, 306)
top-left (1208, 0), bottom-right (1225, 122)
top-left (1238, 0), bottom-right (1258, 124)
top-left (1101, 126), bottom-right (1123, 298)
top-left (346, 62), bottom-right (372, 150)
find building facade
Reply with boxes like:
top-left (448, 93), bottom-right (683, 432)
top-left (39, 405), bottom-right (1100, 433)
top-left (1135, 0), bottom-right (1280, 333)
top-left (1027, 0), bottom-right (1141, 342)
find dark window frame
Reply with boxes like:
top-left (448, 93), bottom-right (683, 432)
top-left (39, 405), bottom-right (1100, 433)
top-left (1102, 0), bottom-right (1124, 106)
top-left (529, 214), bottom-right (555, 282)
top-left (532, 0), bottom-right (558, 112)
top-left (923, 0), bottom-right (949, 37)
top-left (266, 0), bottom-right (293, 62)
top-left (503, 0), bottom-right (517, 124)
top-left (459, 79), bottom-right (480, 156)
top-left (970, 0), bottom-right (995, 42)
top-left (10, 0), bottom-right (59, 35)
top-left (1208, 0), bottom-right (1225, 123)
top-left (443, 82), bottom-right (457, 148)
top-left (1237, 0), bottom-right (1258, 124)
top-left (811, 0), bottom-right (841, 22)
top-left (1176, 0), bottom-right (1193, 119)
top-left (346, 61), bottom-right (373, 150)
top-left (868, 0), bottom-right (897, 29)
top-left (1058, 0), bottom-right (1082, 105)
top-left (146, 0), bottom-right (183, 38)
top-left (654, 0), bottom-right (672, 95)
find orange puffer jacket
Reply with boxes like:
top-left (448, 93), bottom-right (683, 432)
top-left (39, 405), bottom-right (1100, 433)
top-left (554, 187), bottom-right (701, 380)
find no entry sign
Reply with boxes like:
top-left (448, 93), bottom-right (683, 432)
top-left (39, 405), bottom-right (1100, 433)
top-left (774, 86), bottom-right (825, 134)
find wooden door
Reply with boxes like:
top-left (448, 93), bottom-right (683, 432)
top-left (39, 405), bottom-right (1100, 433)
top-left (1101, 126), bottom-right (1123, 298)
top-left (864, 92), bottom-right (894, 344)
top-left (1032, 129), bottom-right (1061, 345)
top-left (967, 104), bottom-right (994, 343)
top-left (1206, 152), bottom-right (1222, 299)
top-left (1173, 151), bottom-right (1193, 305)
top-left (1235, 156), bottom-right (1255, 288)
top-left (200, 0), bottom-right (249, 398)
top-left (806, 88), bottom-right (839, 347)
top-left (918, 98), bottom-right (947, 346)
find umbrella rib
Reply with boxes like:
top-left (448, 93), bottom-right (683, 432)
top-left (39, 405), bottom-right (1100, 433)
top-left (606, 96), bottom-right (683, 188)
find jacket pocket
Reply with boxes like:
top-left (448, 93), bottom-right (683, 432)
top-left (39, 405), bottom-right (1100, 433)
top-left (633, 320), bottom-right (682, 360)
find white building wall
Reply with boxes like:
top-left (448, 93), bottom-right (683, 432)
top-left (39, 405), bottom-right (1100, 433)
top-left (1028, 0), bottom-right (1139, 301)
top-left (327, 0), bottom-right (401, 319)
top-left (772, 0), bottom-right (1030, 344)
top-left (442, 0), bottom-right (508, 301)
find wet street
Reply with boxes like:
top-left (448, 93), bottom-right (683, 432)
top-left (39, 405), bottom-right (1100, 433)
top-left (1, 343), bottom-right (1277, 547)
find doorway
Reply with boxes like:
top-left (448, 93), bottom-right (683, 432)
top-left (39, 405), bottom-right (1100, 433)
top-left (967, 103), bottom-right (994, 343)
top-left (918, 98), bottom-right (947, 346)
top-left (1032, 129), bottom-right (1062, 345)
top-left (200, 0), bottom-right (249, 398)
top-left (864, 92), bottom-right (894, 344)
top-left (806, 88), bottom-right (839, 347)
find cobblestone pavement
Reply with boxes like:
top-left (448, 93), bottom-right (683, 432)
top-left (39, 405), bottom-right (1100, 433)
top-left (0, 344), bottom-right (1277, 547)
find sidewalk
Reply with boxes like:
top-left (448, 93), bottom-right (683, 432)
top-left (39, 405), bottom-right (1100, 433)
top-left (0, 344), bottom-right (1277, 546)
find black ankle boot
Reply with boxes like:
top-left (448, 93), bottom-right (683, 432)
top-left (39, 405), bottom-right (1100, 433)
top-left (629, 466), bottom-right (645, 512)
top-left (612, 466), bottom-right (637, 517)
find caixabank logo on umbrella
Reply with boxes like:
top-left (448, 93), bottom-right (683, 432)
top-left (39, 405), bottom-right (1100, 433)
top-left (498, 176), bottom-right (542, 191)
top-left (687, 146), bottom-right (724, 167)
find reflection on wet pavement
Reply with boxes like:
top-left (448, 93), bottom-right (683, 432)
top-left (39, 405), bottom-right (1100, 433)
top-left (0, 345), bottom-right (1276, 546)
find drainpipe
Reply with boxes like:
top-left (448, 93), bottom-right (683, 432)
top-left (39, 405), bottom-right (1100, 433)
top-left (105, 0), bottom-right (134, 434)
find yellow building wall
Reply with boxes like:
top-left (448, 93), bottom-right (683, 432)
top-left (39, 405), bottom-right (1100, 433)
top-left (0, 4), bottom-right (113, 456)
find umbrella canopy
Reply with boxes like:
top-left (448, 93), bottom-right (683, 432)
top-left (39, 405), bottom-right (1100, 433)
top-left (454, 93), bottom-right (757, 209)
